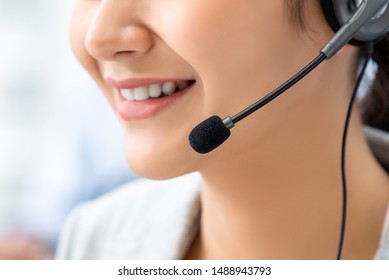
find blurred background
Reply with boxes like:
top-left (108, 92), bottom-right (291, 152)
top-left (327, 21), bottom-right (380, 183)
top-left (0, 0), bottom-right (136, 259)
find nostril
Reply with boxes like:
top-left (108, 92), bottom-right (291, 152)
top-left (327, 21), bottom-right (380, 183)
top-left (84, 24), bottom-right (154, 61)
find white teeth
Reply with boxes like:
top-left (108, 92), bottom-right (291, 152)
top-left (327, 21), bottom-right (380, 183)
top-left (120, 81), bottom-right (192, 101)
top-left (134, 87), bottom-right (149, 101)
top-left (148, 84), bottom-right (162, 98)
top-left (121, 89), bottom-right (135, 101)
top-left (162, 82), bottom-right (176, 95)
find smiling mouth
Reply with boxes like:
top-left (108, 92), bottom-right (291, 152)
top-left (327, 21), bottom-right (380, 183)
top-left (120, 80), bottom-right (196, 101)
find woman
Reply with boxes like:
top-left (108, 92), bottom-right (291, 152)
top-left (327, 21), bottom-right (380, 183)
top-left (56, 0), bottom-right (389, 259)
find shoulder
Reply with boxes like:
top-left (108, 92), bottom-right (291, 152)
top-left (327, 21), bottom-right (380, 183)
top-left (55, 173), bottom-right (201, 260)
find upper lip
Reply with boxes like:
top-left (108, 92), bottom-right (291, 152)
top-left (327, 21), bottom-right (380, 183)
top-left (106, 77), bottom-right (194, 89)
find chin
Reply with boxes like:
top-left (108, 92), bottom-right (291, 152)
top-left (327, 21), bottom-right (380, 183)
top-left (123, 133), bottom-right (197, 180)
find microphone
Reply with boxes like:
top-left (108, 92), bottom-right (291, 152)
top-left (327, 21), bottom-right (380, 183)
top-left (189, 115), bottom-right (233, 154)
top-left (189, 0), bottom-right (386, 154)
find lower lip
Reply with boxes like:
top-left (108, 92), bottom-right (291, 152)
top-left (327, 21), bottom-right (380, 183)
top-left (117, 86), bottom-right (192, 121)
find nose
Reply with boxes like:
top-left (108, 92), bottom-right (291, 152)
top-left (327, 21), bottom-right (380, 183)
top-left (85, 1), bottom-right (154, 61)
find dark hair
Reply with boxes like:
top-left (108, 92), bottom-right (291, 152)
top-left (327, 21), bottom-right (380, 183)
top-left (361, 35), bottom-right (389, 131)
top-left (287, 0), bottom-right (389, 131)
top-left (286, 0), bottom-right (308, 29)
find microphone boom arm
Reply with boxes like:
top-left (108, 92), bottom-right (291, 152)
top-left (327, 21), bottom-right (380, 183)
top-left (227, 53), bottom-right (327, 125)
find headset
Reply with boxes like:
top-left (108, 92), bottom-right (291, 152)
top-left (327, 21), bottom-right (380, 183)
top-left (189, 0), bottom-right (389, 259)
top-left (321, 0), bottom-right (389, 45)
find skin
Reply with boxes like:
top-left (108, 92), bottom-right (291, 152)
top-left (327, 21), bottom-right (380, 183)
top-left (70, 0), bottom-right (389, 259)
top-left (0, 234), bottom-right (52, 260)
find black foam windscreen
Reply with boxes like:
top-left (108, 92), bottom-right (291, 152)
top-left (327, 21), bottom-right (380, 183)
top-left (189, 115), bottom-right (231, 154)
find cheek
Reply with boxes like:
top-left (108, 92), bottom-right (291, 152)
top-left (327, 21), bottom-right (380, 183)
top-left (153, 1), bottom-right (303, 115)
top-left (70, 4), bottom-right (92, 73)
top-left (69, 2), bottom-right (115, 106)
top-left (70, 2), bottom-right (105, 86)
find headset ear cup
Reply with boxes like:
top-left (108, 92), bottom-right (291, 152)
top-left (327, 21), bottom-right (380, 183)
top-left (321, 0), bottom-right (342, 33)
top-left (320, 0), bottom-right (366, 46)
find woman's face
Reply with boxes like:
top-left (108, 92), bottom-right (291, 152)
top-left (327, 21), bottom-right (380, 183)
top-left (70, 0), bottom-right (327, 179)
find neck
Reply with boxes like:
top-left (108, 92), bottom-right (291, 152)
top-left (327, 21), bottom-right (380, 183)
top-left (189, 70), bottom-right (389, 259)
top-left (198, 119), bottom-right (343, 259)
